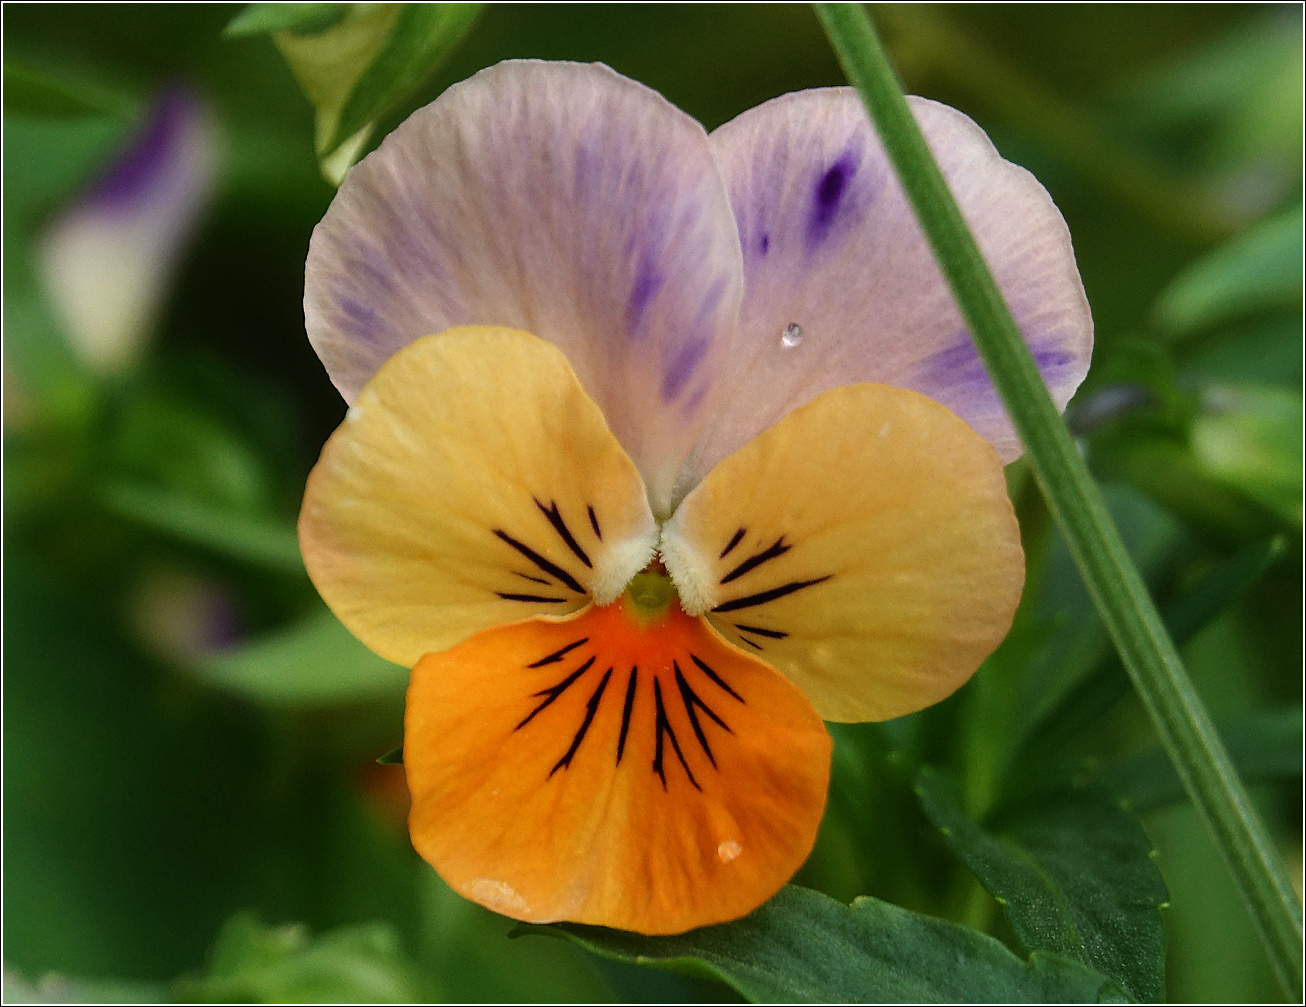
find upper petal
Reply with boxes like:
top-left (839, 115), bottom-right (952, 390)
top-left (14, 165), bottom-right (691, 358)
top-left (299, 326), bottom-right (658, 667)
top-left (305, 60), bottom-right (745, 518)
top-left (680, 89), bottom-right (1091, 486)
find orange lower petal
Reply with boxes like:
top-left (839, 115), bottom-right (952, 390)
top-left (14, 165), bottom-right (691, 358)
top-left (404, 597), bottom-right (831, 935)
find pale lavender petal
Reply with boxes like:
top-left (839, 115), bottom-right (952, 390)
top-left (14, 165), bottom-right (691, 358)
top-left (305, 61), bottom-right (744, 517)
top-left (39, 88), bottom-right (218, 375)
top-left (682, 89), bottom-right (1092, 484)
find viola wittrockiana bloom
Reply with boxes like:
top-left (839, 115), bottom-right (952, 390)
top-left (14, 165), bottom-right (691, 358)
top-left (298, 61), bottom-right (1092, 934)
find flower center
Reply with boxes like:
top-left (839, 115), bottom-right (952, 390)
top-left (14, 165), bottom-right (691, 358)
top-left (622, 563), bottom-right (677, 623)
top-left (510, 597), bottom-right (746, 793)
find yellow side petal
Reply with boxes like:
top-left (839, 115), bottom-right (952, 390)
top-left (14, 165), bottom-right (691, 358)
top-left (405, 597), bottom-right (830, 934)
top-left (300, 327), bottom-right (658, 666)
top-left (661, 383), bottom-right (1023, 722)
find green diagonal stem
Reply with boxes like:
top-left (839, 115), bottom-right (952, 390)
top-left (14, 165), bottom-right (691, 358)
top-left (814, 4), bottom-right (1302, 998)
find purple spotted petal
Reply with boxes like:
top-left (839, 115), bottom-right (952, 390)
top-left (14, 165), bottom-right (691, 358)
top-left (681, 89), bottom-right (1092, 485)
top-left (306, 61), bottom-right (744, 517)
top-left (38, 88), bottom-right (218, 374)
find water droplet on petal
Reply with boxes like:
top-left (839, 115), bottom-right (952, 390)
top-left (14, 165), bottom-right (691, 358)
top-left (781, 322), bottom-right (803, 348)
top-left (717, 839), bottom-right (743, 863)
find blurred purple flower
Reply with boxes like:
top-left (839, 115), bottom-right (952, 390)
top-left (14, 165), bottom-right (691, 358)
top-left (132, 568), bottom-right (245, 663)
top-left (38, 87), bottom-right (218, 375)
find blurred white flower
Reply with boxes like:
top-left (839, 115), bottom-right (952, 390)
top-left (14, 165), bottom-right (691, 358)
top-left (38, 88), bottom-right (218, 376)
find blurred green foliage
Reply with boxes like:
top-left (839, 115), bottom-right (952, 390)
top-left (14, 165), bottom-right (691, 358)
top-left (3, 4), bottom-right (1301, 1003)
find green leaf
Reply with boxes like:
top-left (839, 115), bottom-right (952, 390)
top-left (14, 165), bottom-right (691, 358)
top-left (273, 4), bottom-right (402, 166)
top-left (1017, 536), bottom-right (1286, 777)
top-left (98, 481), bottom-right (304, 574)
top-left (1154, 204), bottom-right (1303, 336)
top-left (175, 911), bottom-right (420, 1003)
top-left (270, 2), bottom-right (483, 183)
top-left (192, 605), bottom-right (408, 705)
top-left (521, 885), bottom-right (1126, 1003)
top-left (1191, 384), bottom-right (1303, 524)
top-left (108, 391), bottom-right (275, 516)
top-left (1106, 708), bottom-right (1303, 813)
top-left (224, 2), bottom-right (346, 38)
top-left (917, 768), bottom-right (1167, 1002)
top-left (3, 60), bottom-right (137, 120)
top-left (325, 3), bottom-right (484, 156)
top-left (1091, 433), bottom-right (1284, 545)
top-left (1180, 312), bottom-right (1302, 389)
top-left (376, 746), bottom-right (403, 765)
top-left (1121, 15), bottom-right (1303, 174)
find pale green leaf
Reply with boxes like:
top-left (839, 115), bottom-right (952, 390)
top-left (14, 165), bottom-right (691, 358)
top-left (175, 912), bottom-right (420, 1003)
top-left (192, 606), bottom-right (407, 705)
top-left (273, 4), bottom-right (402, 162)
top-left (325, 3), bottom-right (484, 156)
top-left (1192, 383), bottom-right (1303, 523)
top-left (98, 481), bottom-right (305, 574)
top-left (224, 2), bottom-right (346, 38)
top-left (270, 3), bottom-right (482, 184)
top-left (2, 966), bottom-right (167, 1004)
top-left (3, 60), bottom-right (137, 119)
top-left (1155, 204), bottom-right (1303, 335)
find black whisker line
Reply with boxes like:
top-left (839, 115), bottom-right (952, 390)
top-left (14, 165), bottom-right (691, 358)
top-left (677, 662), bottom-right (732, 732)
top-left (675, 662), bottom-right (731, 768)
top-left (674, 663), bottom-right (714, 766)
top-left (551, 667), bottom-right (613, 776)
top-left (514, 571), bottom-right (552, 586)
top-left (516, 656), bottom-right (595, 729)
top-left (720, 536), bottom-right (791, 584)
top-left (587, 505), bottom-right (603, 541)
top-left (734, 624), bottom-right (789, 639)
top-left (535, 498), bottom-right (592, 568)
top-left (712, 576), bottom-right (832, 613)
top-left (653, 678), bottom-right (700, 791)
top-left (493, 529), bottom-right (585, 593)
top-left (531, 656), bottom-right (595, 697)
top-left (616, 667), bottom-right (638, 764)
top-left (719, 527), bottom-right (746, 559)
top-left (497, 591), bottom-right (568, 604)
top-left (739, 637), bottom-right (763, 650)
top-left (527, 637), bottom-right (589, 668)
top-left (690, 654), bottom-right (744, 703)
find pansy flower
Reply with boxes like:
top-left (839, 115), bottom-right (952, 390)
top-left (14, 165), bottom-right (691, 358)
top-left (298, 61), bottom-right (1091, 935)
